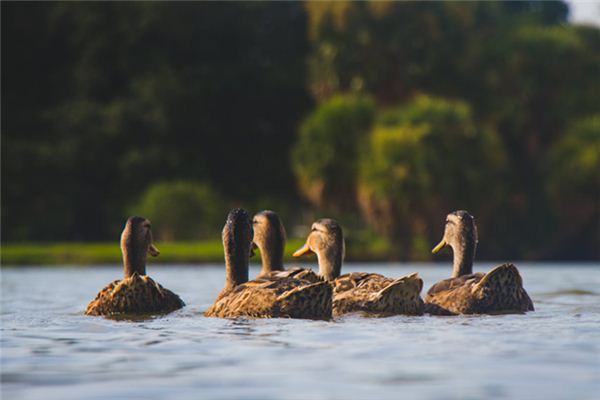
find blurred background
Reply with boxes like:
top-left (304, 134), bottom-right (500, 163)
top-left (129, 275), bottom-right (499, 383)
top-left (2, 1), bottom-right (599, 262)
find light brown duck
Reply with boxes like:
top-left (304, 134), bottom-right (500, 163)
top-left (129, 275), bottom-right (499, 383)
top-left (294, 219), bottom-right (424, 317)
top-left (426, 210), bottom-right (534, 315)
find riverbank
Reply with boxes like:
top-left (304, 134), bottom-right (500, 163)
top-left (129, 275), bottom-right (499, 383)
top-left (1, 238), bottom-right (392, 265)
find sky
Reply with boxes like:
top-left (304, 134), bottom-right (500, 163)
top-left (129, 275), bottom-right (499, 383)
top-left (567, 0), bottom-right (600, 26)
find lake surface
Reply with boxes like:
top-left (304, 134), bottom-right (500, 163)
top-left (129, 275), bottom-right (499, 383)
top-left (1, 263), bottom-right (599, 400)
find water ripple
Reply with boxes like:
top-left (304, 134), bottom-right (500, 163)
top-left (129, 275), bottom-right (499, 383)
top-left (2, 264), bottom-right (600, 400)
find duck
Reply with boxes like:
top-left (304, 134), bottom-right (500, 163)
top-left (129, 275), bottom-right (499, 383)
top-left (85, 216), bottom-right (185, 316)
top-left (251, 210), bottom-right (321, 282)
top-left (293, 218), bottom-right (424, 317)
top-left (204, 208), bottom-right (332, 319)
top-left (426, 210), bottom-right (534, 315)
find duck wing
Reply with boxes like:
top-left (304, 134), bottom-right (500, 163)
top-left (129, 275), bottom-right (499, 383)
top-left (426, 273), bottom-right (484, 297)
top-left (424, 273), bottom-right (484, 315)
top-left (85, 273), bottom-right (184, 316)
top-left (472, 263), bottom-right (534, 312)
top-left (333, 272), bottom-right (424, 316)
top-left (425, 264), bottom-right (534, 314)
top-left (265, 267), bottom-right (323, 283)
top-left (205, 276), bottom-right (332, 319)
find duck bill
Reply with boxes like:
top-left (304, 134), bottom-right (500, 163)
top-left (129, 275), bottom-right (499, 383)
top-left (250, 242), bottom-right (257, 258)
top-left (293, 242), bottom-right (313, 257)
top-left (431, 239), bottom-right (447, 254)
top-left (148, 243), bottom-right (161, 257)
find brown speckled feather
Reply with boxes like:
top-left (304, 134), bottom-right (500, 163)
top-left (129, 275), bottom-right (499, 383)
top-left (425, 263), bottom-right (534, 315)
top-left (85, 273), bottom-right (185, 316)
top-left (204, 275), bottom-right (332, 319)
top-left (262, 267), bottom-right (323, 283)
top-left (332, 272), bottom-right (424, 316)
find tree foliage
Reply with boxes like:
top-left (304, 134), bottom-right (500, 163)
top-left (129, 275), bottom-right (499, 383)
top-left (2, 2), bottom-right (309, 240)
top-left (134, 181), bottom-right (225, 241)
top-left (545, 115), bottom-right (600, 259)
top-left (292, 95), bottom-right (375, 211)
top-left (2, 1), bottom-right (599, 260)
top-left (298, 1), bottom-right (599, 259)
top-left (358, 96), bottom-right (506, 257)
top-left (306, 1), bottom-right (569, 103)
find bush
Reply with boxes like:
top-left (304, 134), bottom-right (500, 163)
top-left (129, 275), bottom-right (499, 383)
top-left (545, 115), bottom-right (600, 258)
top-left (292, 94), bottom-right (375, 211)
top-left (547, 115), bottom-right (600, 200)
top-left (133, 181), bottom-right (225, 241)
top-left (358, 95), bottom-right (506, 258)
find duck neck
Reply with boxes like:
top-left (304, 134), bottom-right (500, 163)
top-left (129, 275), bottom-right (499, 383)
top-left (259, 240), bottom-right (285, 276)
top-left (224, 244), bottom-right (249, 290)
top-left (122, 244), bottom-right (146, 278)
top-left (317, 246), bottom-right (343, 281)
top-left (451, 237), bottom-right (476, 278)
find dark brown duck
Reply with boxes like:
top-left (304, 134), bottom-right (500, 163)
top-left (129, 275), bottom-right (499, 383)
top-left (205, 209), bottom-right (332, 319)
top-left (85, 216), bottom-right (184, 316)
top-left (252, 210), bottom-right (322, 282)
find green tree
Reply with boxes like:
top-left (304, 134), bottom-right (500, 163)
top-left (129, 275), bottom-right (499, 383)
top-left (304, 1), bottom-right (599, 259)
top-left (134, 181), bottom-right (225, 241)
top-left (292, 94), bottom-right (375, 211)
top-left (470, 24), bottom-right (600, 257)
top-left (358, 95), bottom-right (506, 258)
top-left (2, 2), bottom-right (310, 241)
top-left (545, 115), bottom-right (600, 259)
top-left (306, 1), bottom-right (568, 103)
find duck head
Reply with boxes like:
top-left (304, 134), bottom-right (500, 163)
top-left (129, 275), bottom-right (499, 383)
top-left (222, 208), bottom-right (253, 289)
top-left (432, 210), bottom-right (478, 278)
top-left (293, 218), bottom-right (345, 281)
top-left (252, 210), bottom-right (286, 276)
top-left (121, 216), bottom-right (160, 278)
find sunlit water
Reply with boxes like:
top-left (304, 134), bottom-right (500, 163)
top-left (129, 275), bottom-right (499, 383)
top-left (1, 263), bottom-right (599, 400)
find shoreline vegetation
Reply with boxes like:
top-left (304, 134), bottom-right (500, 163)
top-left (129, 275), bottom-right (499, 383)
top-left (2, 241), bottom-right (594, 267)
top-left (1, 238), bottom-right (394, 266)
top-left (4, 3), bottom-right (599, 261)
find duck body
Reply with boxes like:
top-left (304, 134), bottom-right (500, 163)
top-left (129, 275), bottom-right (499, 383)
top-left (85, 216), bottom-right (184, 317)
top-left (85, 273), bottom-right (185, 316)
top-left (333, 272), bottom-right (424, 316)
top-left (206, 209), bottom-right (333, 320)
top-left (205, 274), bottom-right (332, 319)
top-left (425, 263), bottom-right (534, 315)
top-left (426, 210), bottom-right (534, 315)
top-left (262, 266), bottom-right (323, 283)
top-left (294, 218), bottom-right (425, 317)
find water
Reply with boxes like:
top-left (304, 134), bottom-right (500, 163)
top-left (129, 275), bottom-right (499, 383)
top-left (1, 263), bottom-right (599, 400)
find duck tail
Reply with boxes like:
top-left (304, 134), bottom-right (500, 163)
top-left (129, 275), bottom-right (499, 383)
top-left (375, 273), bottom-right (424, 315)
top-left (474, 263), bottom-right (521, 292)
top-left (276, 281), bottom-right (333, 320)
top-left (473, 263), bottom-right (534, 311)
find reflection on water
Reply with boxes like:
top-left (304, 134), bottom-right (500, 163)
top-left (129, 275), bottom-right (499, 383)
top-left (538, 289), bottom-right (598, 298)
top-left (221, 319), bottom-right (257, 336)
top-left (1, 264), bottom-right (600, 400)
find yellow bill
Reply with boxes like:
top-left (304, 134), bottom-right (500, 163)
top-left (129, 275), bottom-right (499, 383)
top-left (431, 239), bottom-right (447, 254)
top-left (148, 243), bottom-right (161, 257)
top-left (293, 243), bottom-right (312, 257)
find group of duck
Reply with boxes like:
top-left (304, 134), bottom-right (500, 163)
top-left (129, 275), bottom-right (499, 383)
top-left (85, 208), bottom-right (534, 319)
